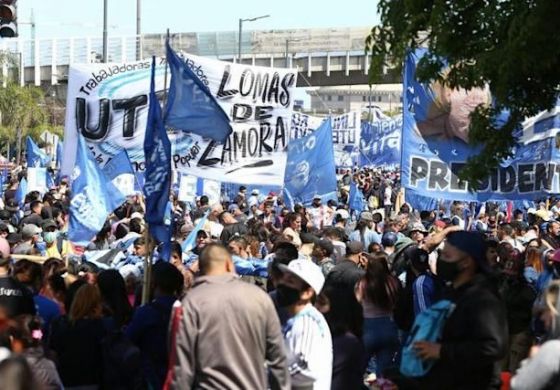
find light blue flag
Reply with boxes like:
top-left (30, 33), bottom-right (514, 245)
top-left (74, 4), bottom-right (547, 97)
top-left (144, 57), bottom-right (172, 256)
top-left (283, 120), bottom-right (337, 209)
top-left (348, 182), bottom-right (367, 212)
top-left (182, 211), bottom-right (209, 253)
top-left (26, 136), bottom-right (51, 168)
top-left (102, 149), bottom-right (134, 180)
top-left (46, 172), bottom-right (55, 189)
top-left (68, 135), bottom-right (126, 246)
top-left (56, 141), bottom-right (63, 166)
top-left (15, 178), bottom-right (27, 207)
top-left (165, 41), bottom-right (232, 143)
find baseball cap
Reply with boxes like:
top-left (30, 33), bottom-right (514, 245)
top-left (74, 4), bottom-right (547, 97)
top-left (21, 224), bottom-right (42, 240)
top-left (335, 209), bottom-right (350, 220)
top-left (410, 222), bottom-right (428, 234)
top-left (315, 239), bottom-right (334, 256)
top-left (251, 189), bottom-right (259, 195)
top-left (42, 219), bottom-right (57, 230)
top-left (535, 209), bottom-right (550, 222)
top-left (381, 232), bottom-right (398, 247)
top-left (228, 203), bottom-right (239, 213)
top-left (346, 240), bottom-right (364, 255)
top-left (359, 212), bottom-right (373, 222)
top-left (313, 194), bottom-right (321, 200)
top-left (278, 259), bottom-right (325, 295)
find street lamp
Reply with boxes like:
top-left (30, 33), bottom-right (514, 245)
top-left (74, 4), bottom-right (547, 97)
top-left (238, 14), bottom-right (270, 64)
top-left (285, 38), bottom-right (301, 68)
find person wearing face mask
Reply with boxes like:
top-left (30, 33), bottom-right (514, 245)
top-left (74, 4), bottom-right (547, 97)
top-left (411, 231), bottom-right (507, 389)
top-left (41, 219), bottom-right (61, 259)
top-left (277, 259), bottom-right (332, 390)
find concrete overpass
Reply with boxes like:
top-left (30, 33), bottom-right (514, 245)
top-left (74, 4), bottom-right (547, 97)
top-left (0, 27), bottom-right (399, 91)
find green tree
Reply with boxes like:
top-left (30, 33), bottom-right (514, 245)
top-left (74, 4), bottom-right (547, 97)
top-left (0, 82), bottom-right (48, 162)
top-left (366, 0), bottom-right (560, 187)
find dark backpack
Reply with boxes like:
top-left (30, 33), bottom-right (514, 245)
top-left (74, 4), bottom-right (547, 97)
top-left (101, 330), bottom-right (145, 390)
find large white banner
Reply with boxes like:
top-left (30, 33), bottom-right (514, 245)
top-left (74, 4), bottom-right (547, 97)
top-left (171, 53), bottom-right (297, 185)
top-left (62, 56), bottom-right (297, 187)
top-left (290, 111), bottom-right (361, 167)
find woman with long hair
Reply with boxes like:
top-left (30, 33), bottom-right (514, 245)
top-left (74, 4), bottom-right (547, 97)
top-left (49, 284), bottom-right (108, 389)
top-left (97, 269), bottom-right (133, 328)
top-left (525, 245), bottom-right (544, 286)
top-left (356, 253), bottom-right (401, 377)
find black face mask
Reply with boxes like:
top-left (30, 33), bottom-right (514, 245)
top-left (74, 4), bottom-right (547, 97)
top-left (276, 284), bottom-right (302, 307)
top-left (437, 258), bottom-right (461, 283)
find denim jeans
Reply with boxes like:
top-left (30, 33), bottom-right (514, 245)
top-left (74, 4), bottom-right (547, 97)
top-left (363, 316), bottom-right (400, 377)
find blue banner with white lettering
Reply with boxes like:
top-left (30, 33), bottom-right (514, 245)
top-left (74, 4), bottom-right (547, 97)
top-left (69, 135), bottom-right (126, 245)
top-left (360, 117), bottom-right (402, 167)
top-left (403, 48), bottom-right (560, 210)
top-left (144, 57), bottom-right (172, 250)
top-left (283, 120), bottom-right (337, 208)
top-left (165, 41), bottom-right (232, 143)
top-left (26, 137), bottom-right (51, 168)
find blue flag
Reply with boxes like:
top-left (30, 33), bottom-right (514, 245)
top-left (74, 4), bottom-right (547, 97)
top-left (46, 172), bottom-right (55, 189)
top-left (283, 120), bottom-right (337, 209)
top-left (102, 149), bottom-right (134, 180)
top-left (15, 178), bottom-right (27, 207)
top-left (68, 135), bottom-right (126, 246)
top-left (359, 117), bottom-right (402, 167)
top-left (56, 141), bottom-right (63, 167)
top-left (144, 57), bottom-right (172, 253)
top-left (182, 211), bottom-right (209, 253)
top-left (402, 48), bottom-right (560, 209)
top-left (26, 136), bottom-right (51, 168)
top-left (348, 182), bottom-right (367, 212)
top-left (165, 41), bottom-right (232, 143)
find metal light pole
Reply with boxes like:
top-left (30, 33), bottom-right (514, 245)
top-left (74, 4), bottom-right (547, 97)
top-left (136, 0), bottom-right (142, 60)
top-left (238, 15), bottom-right (270, 63)
top-left (102, 0), bottom-right (108, 63)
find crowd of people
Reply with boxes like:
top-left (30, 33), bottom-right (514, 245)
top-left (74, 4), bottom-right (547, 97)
top-left (1, 165), bottom-right (560, 389)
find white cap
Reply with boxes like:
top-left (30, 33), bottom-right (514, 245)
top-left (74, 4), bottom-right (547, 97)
top-left (335, 209), bottom-right (350, 220)
top-left (279, 259), bottom-right (325, 295)
top-left (130, 212), bottom-right (144, 221)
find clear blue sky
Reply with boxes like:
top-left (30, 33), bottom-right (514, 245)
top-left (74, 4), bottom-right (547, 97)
top-left (17, 0), bottom-right (380, 39)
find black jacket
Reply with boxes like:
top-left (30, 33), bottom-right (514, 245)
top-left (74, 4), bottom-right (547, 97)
top-left (421, 274), bottom-right (508, 390)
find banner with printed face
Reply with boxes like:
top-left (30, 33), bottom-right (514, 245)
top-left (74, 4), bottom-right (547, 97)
top-left (359, 116), bottom-right (402, 167)
top-left (403, 48), bottom-right (560, 209)
top-left (62, 56), bottom-right (297, 187)
top-left (289, 111), bottom-right (361, 168)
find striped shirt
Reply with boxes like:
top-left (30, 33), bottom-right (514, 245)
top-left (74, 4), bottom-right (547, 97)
top-left (283, 304), bottom-right (333, 390)
top-left (413, 273), bottom-right (437, 316)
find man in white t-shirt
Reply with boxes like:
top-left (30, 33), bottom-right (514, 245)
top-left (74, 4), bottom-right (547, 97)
top-left (307, 196), bottom-right (329, 230)
top-left (277, 259), bottom-right (332, 390)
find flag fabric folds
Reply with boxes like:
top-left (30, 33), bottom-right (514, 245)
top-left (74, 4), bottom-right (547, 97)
top-left (283, 120), bottom-right (337, 209)
top-left (14, 178), bottom-right (27, 207)
top-left (68, 135), bottom-right (126, 246)
top-left (103, 149), bottom-right (134, 180)
top-left (348, 182), bottom-right (367, 213)
top-left (143, 56), bottom-right (172, 254)
top-left (26, 137), bottom-right (51, 167)
top-left (164, 41), bottom-right (232, 143)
